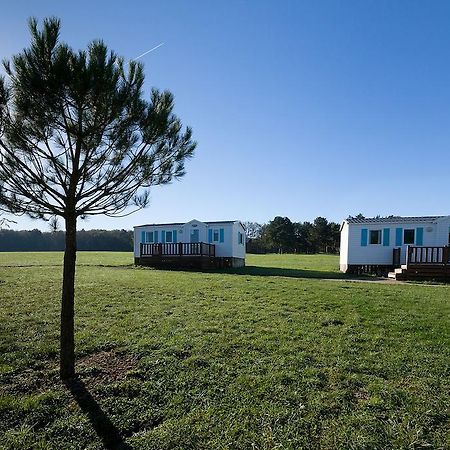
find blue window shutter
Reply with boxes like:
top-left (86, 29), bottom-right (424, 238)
top-left (154, 230), bottom-right (158, 243)
top-left (141, 231), bottom-right (145, 243)
top-left (416, 227), bottom-right (424, 245)
top-left (208, 229), bottom-right (213, 243)
top-left (219, 228), bottom-right (224, 243)
top-left (360, 228), bottom-right (368, 247)
top-left (161, 230), bottom-right (165, 243)
top-left (395, 228), bottom-right (402, 246)
top-left (383, 228), bottom-right (390, 246)
top-left (173, 230), bottom-right (177, 243)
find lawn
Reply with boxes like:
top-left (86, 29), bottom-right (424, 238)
top-left (0, 253), bottom-right (449, 449)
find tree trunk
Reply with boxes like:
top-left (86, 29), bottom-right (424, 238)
top-left (60, 214), bottom-right (77, 379)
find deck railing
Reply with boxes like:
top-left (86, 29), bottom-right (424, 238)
top-left (406, 245), bottom-right (449, 266)
top-left (140, 242), bottom-right (215, 258)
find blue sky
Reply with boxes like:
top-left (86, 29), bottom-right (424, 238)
top-left (1, 0), bottom-right (449, 231)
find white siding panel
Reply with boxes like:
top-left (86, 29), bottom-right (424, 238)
top-left (436, 217), bottom-right (450, 246)
top-left (210, 223), bottom-right (232, 257)
top-left (134, 228), bottom-right (140, 256)
top-left (339, 222), bottom-right (349, 271)
top-left (231, 222), bottom-right (246, 259)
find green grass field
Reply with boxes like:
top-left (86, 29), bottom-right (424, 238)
top-left (0, 253), bottom-right (449, 449)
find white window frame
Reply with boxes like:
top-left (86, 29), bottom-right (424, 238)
top-left (213, 229), bottom-right (219, 242)
top-left (166, 231), bottom-right (173, 243)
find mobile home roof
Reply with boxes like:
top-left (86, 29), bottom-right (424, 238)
top-left (345, 215), bottom-right (446, 225)
top-left (134, 220), bottom-right (240, 228)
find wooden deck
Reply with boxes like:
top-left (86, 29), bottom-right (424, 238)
top-left (391, 246), bottom-right (450, 281)
top-left (141, 242), bottom-right (215, 258)
top-left (138, 242), bottom-right (218, 269)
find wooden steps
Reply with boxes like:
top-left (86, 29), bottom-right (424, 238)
top-left (389, 264), bottom-right (450, 281)
top-left (388, 246), bottom-right (450, 281)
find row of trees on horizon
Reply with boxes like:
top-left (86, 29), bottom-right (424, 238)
top-left (0, 216), bottom-right (341, 253)
top-left (0, 229), bottom-right (133, 252)
top-left (243, 216), bottom-right (341, 254)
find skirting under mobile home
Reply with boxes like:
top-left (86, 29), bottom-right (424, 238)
top-left (134, 219), bottom-right (246, 269)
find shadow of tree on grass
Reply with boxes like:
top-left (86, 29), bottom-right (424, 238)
top-left (224, 265), bottom-right (349, 279)
top-left (65, 378), bottom-right (132, 450)
top-left (138, 263), bottom-right (382, 281)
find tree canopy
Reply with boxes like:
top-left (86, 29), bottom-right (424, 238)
top-left (0, 17), bottom-right (195, 220)
top-left (246, 216), bottom-right (341, 254)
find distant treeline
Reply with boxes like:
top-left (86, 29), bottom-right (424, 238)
top-left (0, 216), bottom-right (340, 254)
top-left (243, 216), bottom-right (340, 254)
top-left (0, 229), bottom-right (133, 252)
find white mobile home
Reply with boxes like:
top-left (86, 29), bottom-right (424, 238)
top-left (340, 215), bottom-right (450, 274)
top-left (134, 219), bottom-right (246, 268)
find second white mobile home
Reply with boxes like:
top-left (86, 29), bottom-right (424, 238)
top-left (340, 215), bottom-right (450, 273)
top-left (134, 219), bottom-right (246, 268)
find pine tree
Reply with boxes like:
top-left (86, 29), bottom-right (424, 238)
top-left (0, 18), bottom-right (196, 379)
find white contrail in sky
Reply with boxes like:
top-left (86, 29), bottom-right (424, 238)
top-left (132, 43), bottom-right (164, 61)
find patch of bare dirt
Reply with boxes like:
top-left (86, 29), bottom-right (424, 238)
top-left (0, 351), bottom-right (138, 396)
top-left (77, 350), bottom-right (138, 384)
